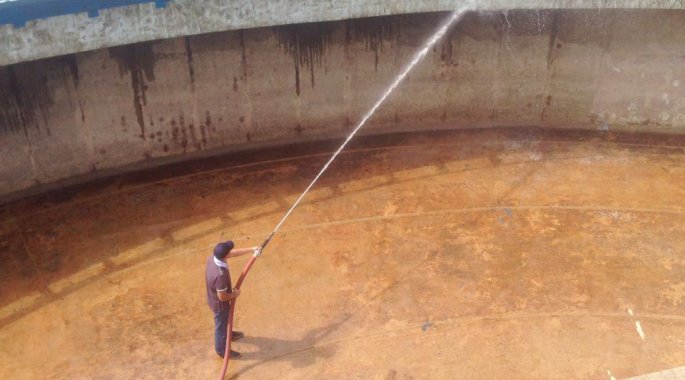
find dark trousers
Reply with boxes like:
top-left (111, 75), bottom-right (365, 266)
top-left (213, 303), bottom-right (230, 357)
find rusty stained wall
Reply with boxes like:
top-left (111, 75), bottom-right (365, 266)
top-left (1, 10), bottom-right (685, 200)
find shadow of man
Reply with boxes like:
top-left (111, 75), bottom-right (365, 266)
top-left (229, 316), bottom-right (351, 379)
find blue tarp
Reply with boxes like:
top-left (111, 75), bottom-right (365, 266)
top-left (0, 0), bottom-right (169, 27)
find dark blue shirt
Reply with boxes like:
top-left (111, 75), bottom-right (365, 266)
top-left (205, 256), bottom-right (232, 311)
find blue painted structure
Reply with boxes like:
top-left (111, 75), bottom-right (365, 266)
top-left (0, 0), bottom-right (169, 27)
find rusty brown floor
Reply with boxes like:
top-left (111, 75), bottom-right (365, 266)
top-left (0, 128), bottom-right (684, 379)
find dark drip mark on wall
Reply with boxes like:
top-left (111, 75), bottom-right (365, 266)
top-left (441, 31), bottom-right (454, 63)
top-left (441, 11), bottom-right (477, 64)
top-left (346, 15), bottom-right (395, 71)
top-left (198, 111), bottom-right (211, 148)
top-left (61, 54), bottom-right (85, 123)
top-left (184, 36), bottom-right (195, 92)
top-left (27, 62), bottom-right (56, 133)
top-left (199, 123), bottom-right (207, 147)
top-left (189, 123), bottom-right (201, 150)
top-left (204, 112), bottom-right (211, 129)
top-left (540, 95), bottom-right (553, 122)
top-left (179, 114), bottom-right (188, 153)
top-left (0, 61), bottom-right (56, 136)
top-left (62, 54), bottom-right (80, 88)
top-left (273, 22), bottom-right (334, 96)
top-left (238, 30), bottom-right (248, 78)
top-left (108, 42), bottom-right (156, 140)
top-left (167, 112), bottom-right (197, 152)
top-left (541, 11), bottom-right (560, 122)
top-left (171, 118), bottom-right (178, 144)
top-left (0, 66), bottom-right (26, 135)
top-left (547, 11), bottom-right (560, 69)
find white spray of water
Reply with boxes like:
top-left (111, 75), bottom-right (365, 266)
top-left (269, 7), bottom-right (472, 236)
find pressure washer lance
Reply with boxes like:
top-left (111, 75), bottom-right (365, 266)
top-left (217, 8), bottom-right (469, 379)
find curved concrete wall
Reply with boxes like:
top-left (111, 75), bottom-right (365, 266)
top-left (1, 9), bottom-right (685, 201)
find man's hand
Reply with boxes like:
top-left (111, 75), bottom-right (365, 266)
top-left (227, 246), bottom-right (259, 258)
top-left (217, 287), bottom-right (241, 302)
top-left (253, 246), bottom-right (262, 257)
top-left (216, 288), bottom-right (240, 302)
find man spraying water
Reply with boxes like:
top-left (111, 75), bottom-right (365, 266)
top-left (205, 241), bottom-right (261, 359)
top-left (214, 6), bottom-right (472, 378)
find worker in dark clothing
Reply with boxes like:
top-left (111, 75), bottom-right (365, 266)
top-left (205, 240), bottom-right (259, 359)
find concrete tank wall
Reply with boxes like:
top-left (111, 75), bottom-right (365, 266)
top-left (1, 9), bottom-right (685, 202)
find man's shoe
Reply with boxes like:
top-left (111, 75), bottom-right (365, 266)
top-left (231, 331), bottom-right (244, 341)
top-left (216, 350), bottom-right (242, 360)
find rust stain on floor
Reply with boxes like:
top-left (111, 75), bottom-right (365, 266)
top-left (0, 128), bottom-right (683, 379)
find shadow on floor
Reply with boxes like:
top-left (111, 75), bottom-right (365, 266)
top-left (229, 319), bottom-right (349, 379)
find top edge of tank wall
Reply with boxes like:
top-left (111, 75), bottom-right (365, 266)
top-left (1, 0), bottom-right (683, 66)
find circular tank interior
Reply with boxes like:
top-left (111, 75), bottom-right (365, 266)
top-left (0, 3), bottom-right (684, 380)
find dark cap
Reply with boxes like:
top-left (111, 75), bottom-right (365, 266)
top-left (213, 240), bottom-right (235, 259)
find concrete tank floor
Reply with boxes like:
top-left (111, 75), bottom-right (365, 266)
top-left (0, 128), bottom-right (684, 379)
